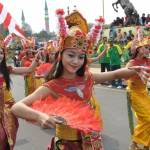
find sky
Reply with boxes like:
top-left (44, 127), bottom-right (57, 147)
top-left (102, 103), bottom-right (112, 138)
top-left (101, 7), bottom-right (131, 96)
top-left (1, 0), bottom-right (149, 33)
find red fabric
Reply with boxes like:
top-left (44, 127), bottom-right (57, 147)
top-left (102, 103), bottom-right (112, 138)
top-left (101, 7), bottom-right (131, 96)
top-left (130, 58), bottom-right (150, 66)
top-left (35, 63), bottom-right (52, 75)
top-left (18, 51), bottom-right (25, 60)
top-left (0, 3), bottom-right (3, 14)
top-left (3, 12), bottom-right (11, 28)
top-left (0, 76), bottom-right (4, 86)
top-left (15, 24), bottom-right (25, 36)
top-left (43, 73), bottom-right (93, 101)
top-left (21, 58), bottom-right (32, 67)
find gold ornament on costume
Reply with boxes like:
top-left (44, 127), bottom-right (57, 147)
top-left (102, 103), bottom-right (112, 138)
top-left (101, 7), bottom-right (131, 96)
top-left (56, 9), bottom-right (104, 55)
top-left (63, 26), bottom-right (89, 52)
top-left (131, 26), bottom-right (150, 53)
top-left (65, 10), bottom-right (88, 34)
top-left (131, 37), bottom-right (150, 53)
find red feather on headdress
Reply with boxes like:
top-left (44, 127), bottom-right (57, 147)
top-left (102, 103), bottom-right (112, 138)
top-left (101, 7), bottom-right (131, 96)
top-left (32, 96), bottom-right (103, 133)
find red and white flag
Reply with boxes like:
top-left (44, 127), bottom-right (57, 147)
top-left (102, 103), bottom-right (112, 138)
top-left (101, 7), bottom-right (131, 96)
top-left (0, 2), bottom-right (25, 38)
top-left (3, 33), bottom-right (14, 47)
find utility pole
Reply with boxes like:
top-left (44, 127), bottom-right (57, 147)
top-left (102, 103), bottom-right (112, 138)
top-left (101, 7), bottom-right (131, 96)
top-left (102, 0), bottom-right (104, 18)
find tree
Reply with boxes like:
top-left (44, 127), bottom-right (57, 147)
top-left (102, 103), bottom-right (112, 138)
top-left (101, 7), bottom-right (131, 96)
top-left (0, 24), bottom-right (9, 37)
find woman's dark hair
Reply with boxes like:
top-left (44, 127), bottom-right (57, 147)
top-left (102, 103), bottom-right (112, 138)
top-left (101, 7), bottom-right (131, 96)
top-left (45, 53), bottom-right (50, 63)
top-left (0, 49), bottom-right (11, 89)
top-left (131, 49), bottom-right (139, 59)
top-left (131, 46), bottom-right (143, 59)
top-left (46, 50), bottom-right (87, 81)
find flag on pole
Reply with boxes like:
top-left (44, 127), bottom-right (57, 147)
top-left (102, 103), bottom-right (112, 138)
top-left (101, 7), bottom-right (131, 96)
top-left (0, 2), bottom-right (25, 38)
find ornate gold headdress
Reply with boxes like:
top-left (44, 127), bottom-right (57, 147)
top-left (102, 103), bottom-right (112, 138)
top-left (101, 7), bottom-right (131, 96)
top-left (131, 27), bottom-right (150, 53)
top-left (47, 40), bottom-right (57, 53)
top-left (55, 9), bottom-right (104, 54)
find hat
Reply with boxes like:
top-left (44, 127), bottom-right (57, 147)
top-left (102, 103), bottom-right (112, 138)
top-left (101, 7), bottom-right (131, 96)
top-left (55, 9), bottom-right (104, 55)
top-left (131, 26), bottom-right (150, 53)
top-left (131, 37), bottom-right (150, 53)
top-left (61, 26), bottom-right (89, 52)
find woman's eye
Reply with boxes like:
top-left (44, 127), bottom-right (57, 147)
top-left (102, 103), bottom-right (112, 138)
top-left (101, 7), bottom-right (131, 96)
top-left (145, 46), bottom-right (150, 50)
top-left (68, 54), bottom-right (74, 57)
top-left (79, 55), bottom-right (85, 59)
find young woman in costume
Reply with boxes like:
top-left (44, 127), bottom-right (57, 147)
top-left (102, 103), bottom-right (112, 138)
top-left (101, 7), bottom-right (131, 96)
top-left (20, 50), bottom-right (36, 96)
top-left (0, 44), bottom-right (40, 150)
top-left (126, 37), bottom-right (150, 150)
top-left (34, 45), bottom-right (56, 89)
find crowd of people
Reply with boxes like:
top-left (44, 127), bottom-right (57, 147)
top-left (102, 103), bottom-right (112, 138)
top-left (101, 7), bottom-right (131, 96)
top-left (111, 13), bottom-right (150, 27)
top-left (0, 8), bottom-right (150, 150)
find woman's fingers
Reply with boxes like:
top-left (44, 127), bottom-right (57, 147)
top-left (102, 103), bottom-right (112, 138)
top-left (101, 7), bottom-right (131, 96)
top-left (128, 66), bottom-right (150, 72)
top-left (53, 116), bottom-right (67, 125)
top-left (40, 115), bottom-right (65, 128)
top-left (138, 70), bottom-right (150, 84)
top-left (40, 117), bottom-right (56, 128)
top-left (128, 66), bottom-right (150, 84)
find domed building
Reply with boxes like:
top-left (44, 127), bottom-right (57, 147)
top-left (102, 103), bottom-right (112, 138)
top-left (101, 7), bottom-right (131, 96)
top-left (21, 10), bottom-right (32, 36)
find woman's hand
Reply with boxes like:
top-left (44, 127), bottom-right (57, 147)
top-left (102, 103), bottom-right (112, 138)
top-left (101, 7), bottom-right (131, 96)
top-left (128, 66), bottom-right (150, 84)
top-left (34, 51), bottom-right (42, 62)
top-left (37, 113), bottom-right (65, 128)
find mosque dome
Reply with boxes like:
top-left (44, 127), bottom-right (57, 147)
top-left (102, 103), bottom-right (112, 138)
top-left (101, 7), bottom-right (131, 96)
top-left (22, 23), bottom-right (32, 36)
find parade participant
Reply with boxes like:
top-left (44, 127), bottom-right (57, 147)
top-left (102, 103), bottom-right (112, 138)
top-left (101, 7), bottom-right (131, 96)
top-left (34, 46), bottom-right (56, 89)
top-left (20, 49), bottom-right (36, 96)
top-left (88, 45), bottom-right (108, 65)
top-left (126, 37), bottom-right (150, 150)
top-left (0, 43), bottom-right (40, 150)
top-left (107, 40), bottom-right (123, 88)
top-left (11, 9), bottom-right (150, 150)
top-left (97, 37), bottom-right (110, 73)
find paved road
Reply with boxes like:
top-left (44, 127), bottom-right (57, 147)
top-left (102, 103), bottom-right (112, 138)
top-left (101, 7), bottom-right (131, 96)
top-left (11, 74), bottom-right (131, 150)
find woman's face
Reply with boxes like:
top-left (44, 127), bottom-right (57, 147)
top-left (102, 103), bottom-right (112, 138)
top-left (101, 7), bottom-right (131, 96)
top-left (49, 52), bottom-right (56, 62)
top-left (62, 48), bottom-right (86, 76)
top-left (26, 51), bottom-right (33, 58)
top-left (0, 48), bottom-right (4, 63)
top-left (138, 45), bottom-right (150, 57)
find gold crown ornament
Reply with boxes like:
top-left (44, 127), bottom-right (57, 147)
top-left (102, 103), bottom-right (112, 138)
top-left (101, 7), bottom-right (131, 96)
top-left (55, 9), bottom-right (105, 55)
top-left (62, 26), bottom-right (90, 52)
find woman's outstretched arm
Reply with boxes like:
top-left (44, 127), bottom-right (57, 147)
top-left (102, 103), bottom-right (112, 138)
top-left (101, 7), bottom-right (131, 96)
top-left (93, 66), bottom-right (150, 84)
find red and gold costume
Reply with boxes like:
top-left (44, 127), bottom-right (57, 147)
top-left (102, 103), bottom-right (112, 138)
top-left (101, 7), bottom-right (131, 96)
top-left (41, 72), bottom-right (102, 150)
top-left (127, 58), bottom-right (150, 147)
top-left (34, 63), bottom-right (53, 89)
top-left (0, 67), bottom-right (18, 150)
top-left (21, 55), bottom-right (35, 96)
top-left (127, 34), bottom-right (150, 147)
